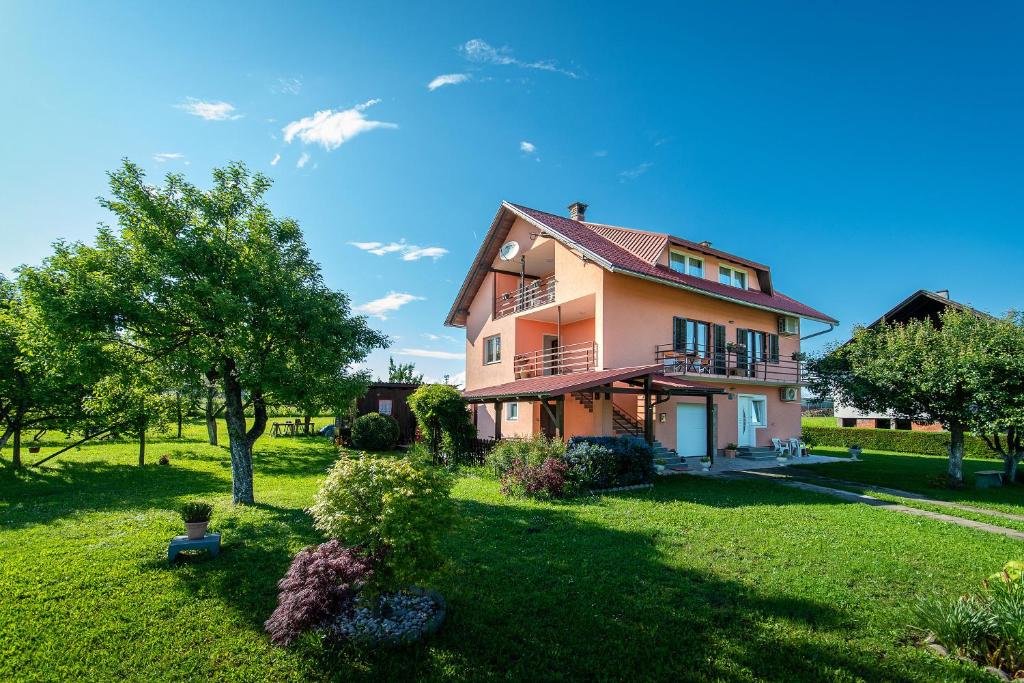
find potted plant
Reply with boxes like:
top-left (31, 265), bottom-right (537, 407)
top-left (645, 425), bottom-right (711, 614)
top-left (791, 351), bottom-right (807, 362)
top-left (848, 444), bottom-right (862, 460)
top-left (724, 442), bottom-right (738, 458)
top-left (180, 501), bottom-right (213, 540)
top-left (28, 445), bottom-right (41, 454)
top-left (699, 456), bottom-right (712, 471)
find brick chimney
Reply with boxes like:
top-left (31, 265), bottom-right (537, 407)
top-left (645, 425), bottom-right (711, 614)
top-left (567, 201), bottom-right (588, 221)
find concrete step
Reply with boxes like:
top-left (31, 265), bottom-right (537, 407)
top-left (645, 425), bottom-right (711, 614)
top-left (655, 463), bottom-right (690, 476)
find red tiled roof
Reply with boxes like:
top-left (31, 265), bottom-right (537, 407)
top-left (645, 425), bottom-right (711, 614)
top-left (507, 203), bottom-right (837, 324)
top-left (585, 224), bottom-right (666, 264)
top-left (463, 365), bottom-right (662, 401)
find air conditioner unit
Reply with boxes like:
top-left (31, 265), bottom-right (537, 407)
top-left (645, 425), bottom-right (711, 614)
top-left (778, 315), bottom-right (799, 336)
top-left (779, 386), bottom-right (799, 402)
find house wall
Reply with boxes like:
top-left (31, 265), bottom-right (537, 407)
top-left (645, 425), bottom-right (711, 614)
top-left (650, 390), bottom-right (802, 451)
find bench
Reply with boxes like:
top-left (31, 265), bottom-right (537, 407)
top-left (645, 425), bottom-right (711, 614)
top-left (975, 470), bottom-right (1004, 489)
top-left (168, 533), bottom-right (221, 562)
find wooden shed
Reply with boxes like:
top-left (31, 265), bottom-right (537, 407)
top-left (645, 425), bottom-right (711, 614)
top-left (355, 383), bottom-right (420, 444)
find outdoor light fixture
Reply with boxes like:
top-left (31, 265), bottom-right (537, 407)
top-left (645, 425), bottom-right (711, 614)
top-left (659, 413), bottom-right (666, 423)
top-left (728, 393), bottom-right (735, 400)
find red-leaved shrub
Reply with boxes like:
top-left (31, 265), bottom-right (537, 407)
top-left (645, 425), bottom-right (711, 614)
top-left (264, 539), bottom-right (373, 646)
top-left (499, 457), bottom-right (569, 498)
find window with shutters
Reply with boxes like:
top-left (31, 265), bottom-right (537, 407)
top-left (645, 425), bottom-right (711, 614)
top-left (673, 317), bottom-right (711, 355)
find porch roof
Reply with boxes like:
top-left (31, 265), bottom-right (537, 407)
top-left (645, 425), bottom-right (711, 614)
top-left (462, 365), bottom-right (724, 402)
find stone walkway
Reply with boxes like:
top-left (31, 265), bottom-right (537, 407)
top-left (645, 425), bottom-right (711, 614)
top-left (732, 469), bottom-right (1024, 542)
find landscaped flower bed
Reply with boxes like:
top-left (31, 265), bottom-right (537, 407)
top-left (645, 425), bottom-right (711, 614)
top-left (323, 588), bottom-right (446, 646)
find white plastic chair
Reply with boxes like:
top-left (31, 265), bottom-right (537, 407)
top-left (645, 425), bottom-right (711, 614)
top-left (789, 437), bottom-right (806, 457)
top-left (771, 438), bottom-right (791, 457)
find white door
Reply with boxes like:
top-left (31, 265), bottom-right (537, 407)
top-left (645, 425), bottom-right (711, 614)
top-left (737, 395), bottom-right (767, 447)
top-left (676, 404), bottom-right (707, 457)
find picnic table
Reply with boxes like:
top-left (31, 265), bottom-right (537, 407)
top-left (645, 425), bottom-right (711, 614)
top-left (271, 420), bottom-right (316, 437)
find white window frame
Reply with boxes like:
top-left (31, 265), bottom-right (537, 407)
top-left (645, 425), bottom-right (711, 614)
top-left (718, 264), bottom-right (748, 289)
top-left (740, 394), bottom-right (768, 427)
top-left (506, 402), bottom-right (519, 421)
top-left (483, 334), bottom-right (502, 365)
top-left (669, 250), bottom-right (705, 277)
top-left (377, 398), bottom-right (393, 416)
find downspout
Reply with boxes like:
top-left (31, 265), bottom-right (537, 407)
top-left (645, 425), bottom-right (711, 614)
top-left (800, 323), bottom-right (835, 342)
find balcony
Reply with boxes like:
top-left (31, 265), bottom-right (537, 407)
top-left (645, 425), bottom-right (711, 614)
top-left (655, 344), bottom-right (804, 384)
top-left (495, 274), bottom-right (556, 319)
top-left (514, 340), bottom-right (597, 379)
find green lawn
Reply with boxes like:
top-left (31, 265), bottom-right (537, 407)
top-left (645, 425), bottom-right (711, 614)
top-left (1, 425), bottom-right (1016, 681)
top-left (800, 416), bottom-right (836, 428)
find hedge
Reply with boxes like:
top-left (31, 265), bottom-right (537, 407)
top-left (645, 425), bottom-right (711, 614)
top-left (801, 426), bottom-right (995, 459)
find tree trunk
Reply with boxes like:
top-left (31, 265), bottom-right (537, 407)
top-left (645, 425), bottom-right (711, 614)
top-left (1005, 454), bottom-right (1020, 485)
top-left (0, 425), bottom-right (12, 452)
top-left (11, 426), bottom-right (21, 468)
top-left (176, 393), bottom-right (183, 439)
top-left (222, 359), bottom-right (255, 505)
top-left (205, 385), bottom-right (219, 446)
top-left (947, 421), bottom-right (965, 486)
top-left (246, 391), bottom-right (269, 454)
top-left (139, 419), bottom-right (146, 467)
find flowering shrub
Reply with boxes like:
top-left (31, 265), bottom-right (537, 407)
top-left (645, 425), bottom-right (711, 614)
top-left (486, 435), bottom-right (566, 476)
top-left (351, 412), bottom-right (400, 451)
top-left (309, 454), bottom-right (454, 592)
top-left (499, 457), bottom-right (569, 498)
top-left (563, 441), bottom-right (617, 490)
top-left (566, 435), bottom-right (654, 486)
top-left (264, 540), bottom-right (374, 646)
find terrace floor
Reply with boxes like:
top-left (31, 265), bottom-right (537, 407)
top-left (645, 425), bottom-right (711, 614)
top-left (684, 453), bottom-right (848, 475)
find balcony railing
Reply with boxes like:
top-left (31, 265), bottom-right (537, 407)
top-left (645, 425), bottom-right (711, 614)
top-left (655, 344), bottom-right (804, 384)
top-left (495, 274), bottom-right (556, 319)
top-left (514, 340), bottom-right (597, 379)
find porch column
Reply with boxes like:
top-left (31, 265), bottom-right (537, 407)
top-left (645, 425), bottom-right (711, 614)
top-left (705, 393), bottom-right (715, 464)
top-left (643, 375), bottom-right (654, 446)
top-left (494, 401), bottom-right (502, 441)
top-left (555, 396), bottom-right (564, 439)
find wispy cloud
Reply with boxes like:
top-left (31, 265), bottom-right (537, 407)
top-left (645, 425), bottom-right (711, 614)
top-left (270, 153), bottom-right (280, 166)
top-left (460, 38), bottom-right (579, 79)
top-left (427, 73), bottom-right (470, 91)
top-left (348, 240), bottom-right (448, 261)
top-left (520, 141), bottom-right (536, 154)
top-left (592, 150), bottom-right (608, 158)
top-left (423, 333), bottom-right (459, 343)
top-left (175, 98), bottom-right (242, 121)
top-left (272, 76), bottom-right (302, 95)
top-left (355, 292), bottom-right (424, 319)
top-left (619, 162), bottom-right (653, 182)
top-left (153, 152), bottom-right (184, 163)
top-left (396, 348), bottom-right (465, 360)
top-left (283, 99), bottom-right (397, 151)
top-left (297, 152), bottom-right (310, 168)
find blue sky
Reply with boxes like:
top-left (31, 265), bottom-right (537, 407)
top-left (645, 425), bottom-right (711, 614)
top-left (2, 2), bottom-right (1022, 384)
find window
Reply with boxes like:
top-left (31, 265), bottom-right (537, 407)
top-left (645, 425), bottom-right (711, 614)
top-left (669, 251), bottom-right (705, 278)
top-left (506, 402), bottom-right (519, 421)
top-left (673, 317), bottom-right (710, 355)
top-left (718, 265), bottom-right (747, 289)
top-left (736, 328), bottom-right (779, 364)
top-left (840, 418), bottom-right (857, 428)
top-left (483, 334), bottom-right (501, 364)
top-left (749, 397), bottom-right (767, 426)
top-left (377, 399), bottom-right (393, 416)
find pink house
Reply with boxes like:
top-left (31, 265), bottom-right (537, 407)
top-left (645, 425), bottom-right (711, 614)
top-left (445, 201), bottom-right (837, 463)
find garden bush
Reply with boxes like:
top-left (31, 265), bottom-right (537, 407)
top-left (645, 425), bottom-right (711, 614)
top-left (351, 412), bottom-right (400, 451)
top-left (264, 540), bottom-right (374, 646)
top-left (309, 454), bottom-right (454, 592)
top-left (802, 426), bottom-right (993, 459)
top-left (499, 457), bottom-right (569, 498)
top-left (913, 560), bottom-right (1024, 677)
top-left (566, 435), bottom-right (655, 486)
top-left (406, 384), bottom-right (474, 464)
top-left (485, 435), bottom-right (565, 476)
top-left (563, 441), bottom-right (617, 490)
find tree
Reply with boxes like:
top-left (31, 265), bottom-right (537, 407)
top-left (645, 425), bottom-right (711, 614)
top-left (24, 161), bottom-right (387, 502)
top-left (385, 356), bottom-right (423, 384)
top-left (406, 383), bottom-right (473, 464)
top-left (808, 309), bottom-right (993, 486)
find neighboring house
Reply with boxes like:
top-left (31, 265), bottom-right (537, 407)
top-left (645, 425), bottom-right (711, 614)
top-left (833, 289), bottom-right (986, 431)
top-left (444, 201), bottom-right (837, 460)
top-left (355, 382), bottom-right (419, 443)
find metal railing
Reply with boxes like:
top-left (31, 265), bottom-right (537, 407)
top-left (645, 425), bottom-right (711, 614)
top-left (655, 344), bottom-right (804, 384)
top-left (514, 340), bottom-right (597, 379)
top-left (495, 274), bottom-right (556, 318)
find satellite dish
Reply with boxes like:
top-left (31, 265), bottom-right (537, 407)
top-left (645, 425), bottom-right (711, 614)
top-left (498, 240), bottom-right (520, 261)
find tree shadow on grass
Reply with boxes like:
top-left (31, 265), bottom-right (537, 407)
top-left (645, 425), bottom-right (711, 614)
top-left (0, 459), bottom-right (227, 529)
top-left (177, 491), bottom-right (957, 682)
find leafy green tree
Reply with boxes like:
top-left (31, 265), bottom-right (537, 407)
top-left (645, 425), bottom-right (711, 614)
top-left (808, 309), bottom-right (993, 486)
top-left (24, 161), bottom-right (386, 502)
top-left (385, 356), bottom-right (423, 384)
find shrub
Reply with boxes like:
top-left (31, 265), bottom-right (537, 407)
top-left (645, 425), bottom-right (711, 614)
top-left (264, 540), bottom-right (374, 646)
top-left (351, 412), bottom-right (400, 451)
top-left (309, 454), bottom-right (455, 592)
top-left (407, 384), bottom-right (474, 464)
top-left (500, 457), bottom-right (569, 498)
top-left (563, 441), bottom-right (616, 490)
top-left (486, 435), bottom-right (565, 476)
top-left (566, 435), bottom-right (655, 486)
top-left (802, 426), bottom-right (994, 459)
top-left (179, 501), bottom-right (213, 523)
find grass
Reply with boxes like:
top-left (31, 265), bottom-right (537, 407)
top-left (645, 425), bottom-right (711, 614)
top-left (1, 423), bottom-right (1017, 681)
top-left (800, 416), bottom-right (836, 428)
